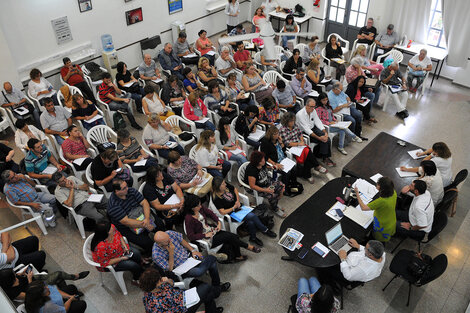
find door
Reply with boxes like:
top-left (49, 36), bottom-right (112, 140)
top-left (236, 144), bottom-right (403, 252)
top-left (325, 0), bottom-right (370, 44)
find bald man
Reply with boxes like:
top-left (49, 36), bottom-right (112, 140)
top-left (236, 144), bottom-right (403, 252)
top-left (1, 82), bottom-right (41, 128)
top-left (138, 54), bottom-right (162, 92)
top-left (152, 230), bottom-right (231, 292)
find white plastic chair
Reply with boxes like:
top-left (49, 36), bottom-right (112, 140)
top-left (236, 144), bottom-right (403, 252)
top-left (61, 186), bottom-right (99, 239)
top-left (26, 89), bottom-right (45, 113)
top-left (208, 193), bottom-right (250, 234)
top-left (59, 146), bottom-right (95, 179)
top-left (56, 86), bottom-right (82, 114)
top-left (377, 49), bottom-right (404, 64)
top-left (181, 108), bottom-right (204, 138)
top-left (214, 130), bottom-right (237, 183)
top-left (95, 92), bottom-right (114, 128)
top-left (280, 61), bottom-right (294, 80)
top-left (86, 125), bottom-right (117, 155)
top-left (164, 115), bottom-right (196, 150)
top-left (237, 162), bottom-right (264, 206)
top-left (0, 107), bottom-right (16, 133)
top-left (229, 117), bottom-right (249, 154)
top-left (278, 27), bottom-right (300, 48)
top-left (327, 33), bottom-right (350, 56)
top-left (85, 163), bottom-right (110, 198)
top-left (263, 70), bottom-right (289, 86)
top-left (83, 234), bottom-right (128, 295)
top-left (141, 133), bottom-right (166, 165)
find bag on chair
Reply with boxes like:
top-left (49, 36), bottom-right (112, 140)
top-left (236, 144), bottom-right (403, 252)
top-left (113, 112), bottom-right (127, 130)
top-left (407, 252), bottom-right (432, 282)
top-left (252, 204), bottom-right (275, 230)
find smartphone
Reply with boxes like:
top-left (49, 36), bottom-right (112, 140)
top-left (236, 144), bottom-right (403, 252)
top-left (124, 251), bottom-right (134, 258)
top-left (312, 245), bottom-right (325, 257)
top-left (74, 295), bottom-right (80, 299)
top-left (297, 247), bottom-right (308, 259)
top-left (26, 265), bottom-right (33, 274)
top-left (335, 209), bottom-right (344, 217)
top-left (116, 167), bottom-right (122, 173)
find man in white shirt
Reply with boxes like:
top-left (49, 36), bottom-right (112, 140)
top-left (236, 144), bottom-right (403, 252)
top-left (407, 49), bottom-right (432, 93)
top-left (261, 0), bottom-right (281, 14)
top-left (396, 180), bottom-right (435, 239)
top-left (215, 46), bottom-right (242, 81)
top-left (296, 98), bottom-right (335, 167)
top-left (0, 232), bottom-right (46, 271)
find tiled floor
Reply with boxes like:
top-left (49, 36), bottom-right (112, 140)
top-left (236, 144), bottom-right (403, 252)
top-left (1, 46), bottom-right (470, 312)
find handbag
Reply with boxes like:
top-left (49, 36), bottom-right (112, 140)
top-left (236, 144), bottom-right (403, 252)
top-left (128, 206), bottom-right (156, 234)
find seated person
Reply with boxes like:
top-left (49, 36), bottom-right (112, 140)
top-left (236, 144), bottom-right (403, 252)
top-left (216, 46), bottom-right (241, 81)
top-left (345, 75), bottom-right (377, 125)
top-left (303, 36), bottom-right (321, 65)
top-left (108, 178), bottom-right (158, 254)
top-left (357, 17), bottom-right (377, 45)
top-left (259, 96), bottom-right (280, 126)
top-left (159, 43), bottom-right (184, 81)
top-left (352, 45), bottom-right (384, 79)
top-left (25, 138), bottom-right (65, 188)
top-left (0, 142), bottom-right (19, 180)
top-left (374, 24), bottom-right (399, 60)
top-left (272, 80), bottom-right (301, 113)
top-left (318, 239), bottom-right (385, 285)
top-left (380, 60), bottom-right (409, 119)
top-left (198, 57), bottom-right (222, 86)
top-left (226, 72), bottom-right (254, 112)
top-left (142, 113), bottom-right (185, 159)
top-left (0, 267), bottom-right (89, 302)
top-left (279, 112), bottom-right (327, 177)
top-left (90, 148), bottom-right (133, 193)
top-left (116, 61), bottom-right (144, 112)
top-left (91, 220), bottom-right (143, 284)
top-left (174, 31), bottom-right (199, 66)
top-left (184, 194), bottom-right (259, 262)
top-left (413, 160), bottom-right (444, 206)
top-left (280, 15), bottom-right (298, 48)
top-left (296, 99), bottom-right (335, 167)
top-left (98, 72), bottom-right (142, 130)
top-left (233, 42), bottom-right (253, 72)
top-left (296, 278), bottom-right (340, 313)
top-left (234, 105), bottom-right (260, 149)
top-left (327, 81), bottom-right (364, 139)
top-left (244, 151), bottom-right (286, 217)
top-left (161, 75), bottom-right (187, 115)
top-left (216, 117), bottom-right (248, 166)
top-left (152, 230), bottom-right (231, 292)
top-left (396, 180), bottom-right (434, 240)
top-left (53, 172), bottom-right (107, 223)
top-left (27, 68), bottom-right (59, 106)
top-left (139, 267), bottom-right (223, 313)
top-left (0, 232), bottom-right (45, 271)
top-left (283, 49), bottom-right (303, 75)
top-left (2, 170), bottom-right (57, 228)
top-left (142, 166), bottom-right (185, 230)
top-left (142, 85), bottom-right (174, 120)
top-left (260, 48), bottom-right (281, 72)
top-left (211, 177), bottom-right (276, 247)
top-left (306, 58), bottom-right (328, 94)
top-left (14, 120), bottom-right (47, 152)
top-left (345, 57), bottom-right (365, 84)
top-left (40, 97), bottom-right (72, 145)
top-left (24, 280), bottom-right (87, 313)
top-left (71, 94), bottom-right (105, 130)
top-left (242, 64), bottom-right (273, 103)
top-left (183, 91), bottom-right (216, 131)
top-left (167, 151), bottom-right (213, 198)
top-left (204, 80), bottom-right (237, 121)
top-left (290, 68), bottom-right (312, 100)
top-left (138, 53), bottom-right (162, 92)
top-left (407, 49), bottom-right (432, 92)
top-left (116, 129), bottom-right (158, 173)
top-left (195, 30), bottom-right (216, 65)
top-left (325, 35), bottom-right (346, 80)
top-left (61, 125), bottom-right (93, 171)
top-left (315, 93), bottom-right (362, 155)
top-left (355, 176), bottom-right (397, 242)
top-left (60, 57), bottom-right (95, 102)
top-left (252, 7), bottom-right (267, 32)
top-left (195, 130), bottom-right (231, 178)
top-left (182, 67), bottom-right (207, 96)
top-left (1, 81), bottom-right (41, 128)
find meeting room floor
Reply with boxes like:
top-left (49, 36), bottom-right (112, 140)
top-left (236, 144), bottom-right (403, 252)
top-left (1, 59), bottom-right (470, 312)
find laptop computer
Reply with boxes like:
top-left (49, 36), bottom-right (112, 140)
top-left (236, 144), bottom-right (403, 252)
top-left (325, 223), bottom-right (352, 255)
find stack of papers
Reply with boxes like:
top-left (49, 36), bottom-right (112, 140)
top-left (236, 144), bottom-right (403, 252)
top-left (164, 194), bottom-right (181, 207)
top-left (206, 51), bottom-right (216, 56)
top-left (41, 166), bottom-right (57, 175)
top-left (343, 205), bottom-right (374, 229)
top-left (73, 157), bottom-right (87, 166)
top-left (358, 98), bottom-right (370, 107)
top-left (370, 173), bottom-right (383, 183)
top-left (84, 114), bottom-right (103, 124)
top-left (395, 167), bottom-right (419, 177)
top-left (231, 148), bottom-right (243, 155)
top-left (280, 158), bottom-right (296, 173)
top-left (173, 258), bottom-right (201, 275)
top-left (407, 149), bottom-right (425, 160)
top-left (352, 179), bottom-right (378, 204)
top-left (88, 194), bottom-right (104, 203)
top-left (135, 158), bottom-right (148, 167)
top-left (189, 174), bottom-right (211, 188)
top-left (312, 242), bottom-right (330, 258)
top-left (196, 117), bottom-right (209, 123)
top-left (278, 228), bottom-right (304, 251)
top-left (184, 287), bottom-right (200, 308)
top-left (331, 121), bottom-right (352, 129)
top-left (308, 90), bottom-right (319, 97)
top-left (152, 78), bottom-right (163, 84)
top-left (325, 201), bottom-right (346, 222)
top-left (247, 128), bottom-right (265, 141)
top-left (288, 146), bottom-right (306, 157)
top-left (230, 206), bottom-right (253, 222)
top-left (13, 107), bottom-right (29, 115)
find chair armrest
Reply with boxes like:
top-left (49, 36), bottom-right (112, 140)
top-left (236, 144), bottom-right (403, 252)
top-left (87, 148), bottom-right (97, 158)
top-left (35, 185), bottom-right (49, 194)
top-left (333, 113), bottom-right (343, 121)
top-left (239, 193), bottom-right (250, 206)
top-left (219, 150), bottom-right (229, 160)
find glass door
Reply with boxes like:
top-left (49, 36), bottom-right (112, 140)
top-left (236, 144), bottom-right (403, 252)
top-left (326, 0), bottom-right (370, 44)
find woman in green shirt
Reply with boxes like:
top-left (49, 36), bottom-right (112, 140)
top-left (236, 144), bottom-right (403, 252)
top-left (354, 177), bottom-right (397, 242)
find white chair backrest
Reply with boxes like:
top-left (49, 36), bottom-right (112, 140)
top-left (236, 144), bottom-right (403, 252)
top-left (263, 70), bottom-right (287, 85)
top-left (274, 45), bottom-right (285, 56)
top-left (138, 181), bottom-right (146, 194)
top-left (280, 61), bottom-right (286, 71)
top-left (86, 125), bottom-right (116, 146)
top-left (165, 115), bottom-right (182, 129)
top-left (294, 43), bottom-right (307, 57)
top-left (85, 163), bottom-right (94, 186)
top-left (254, 51), bottom-right (262, 64)
top-left (237, 162), bottom-right (249, 188)
top-left (16, 304), bottom-right (26, 313)
top-left (83, 234), bottom-right (100, 267)
top-left (189, 145), bottom-right (198, 160)
top-left (390, 49), bottom-right (404, 64)
top-left (327, 33), bottom-right (350, 51)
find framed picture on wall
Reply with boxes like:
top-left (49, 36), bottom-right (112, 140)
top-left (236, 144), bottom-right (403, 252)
top-left (125, 7), bottom-right (143, 25)
top-left (124, 0), bottom-right (133, 2)
top-left (168, 0), bottom-right (183, 14)
top-left (78, 0), bottom-right (92, 12)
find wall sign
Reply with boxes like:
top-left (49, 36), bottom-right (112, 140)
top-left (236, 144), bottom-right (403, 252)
top-left (78, 0), bottom-right (92, 12)
top-left (51, 16), bottom-right (73, 45)
top-left (168, 0), bottom-right (183, 14)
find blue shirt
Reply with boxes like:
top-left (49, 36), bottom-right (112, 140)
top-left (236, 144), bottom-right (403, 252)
top-left (327, 90), bottom-right (350, 115)
top-left (272, 85), bottom-right (295, 106)
top-left (108, 187), bottom-right (144, 225)
top-left (24, 145), bottom-right (52, 174)
top-left (40, 285), bottom-right (66, 313)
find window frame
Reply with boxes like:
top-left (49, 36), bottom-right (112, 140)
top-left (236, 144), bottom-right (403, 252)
top-left (427, 0), bottom-right (446, 49)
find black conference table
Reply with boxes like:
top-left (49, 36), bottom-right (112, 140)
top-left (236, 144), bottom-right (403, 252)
top-left (279, 177), bottom-right (370, 268)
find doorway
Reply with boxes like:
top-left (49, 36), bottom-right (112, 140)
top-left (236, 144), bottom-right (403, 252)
top-left (325, 0), bottom-right (370, 44)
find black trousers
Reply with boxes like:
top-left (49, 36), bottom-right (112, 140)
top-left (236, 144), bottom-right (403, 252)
top-left (181, 56), bottom-right (200, 66)
top-left (74, 81), bottom-right (96, 102)
top-left (211, 230), bottom-right (248, 260)
top-left (317, 264), bottom-right (350, 287)
top-left (60, 284), bottom-right (87, 313)
top-left (12, 236), bottom-right (46, 271)
top-left (115, 224), bottom-right (155, 256)
top-left (72, 157), bottom-right (93, 171)
top-left (310, 127), bottom-right (332, 158)
top-left (298, 149), bottom-right (320, 179)
top-left (187, 283), bottom-right (221, 313)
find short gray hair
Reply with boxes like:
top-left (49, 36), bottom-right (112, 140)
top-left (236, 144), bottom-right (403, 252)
top-left (367, 240), bottom-right (384, 259)
top-left (221, 46), bottom-right (230, 53)
top-left (332, 80), bottom-right (342, 90)
top-left (305, 98), bottom-right (315, 106)
top-left (1, 170), bottom-right (12, 183)
top-left (350, 56), bottom-right (364, 66)
top-left (52, 171), bottom-right (65, 183)
top-left (420, 49), bottom-right (427, 55)
top-left (164, 42), bottom-right (171, 48)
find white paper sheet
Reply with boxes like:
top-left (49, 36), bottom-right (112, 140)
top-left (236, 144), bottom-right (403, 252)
top-left (343, 205), bottom-right (374, 229)
top-left (312, 242), bottom-right (330, 258)
top-left (332, 121), bottom-right (352, 129)
top-left (164, 194), bottom-right (181, 206)
top-left (123, 81), bottom-right (134, 88)
top-left (134, 159), bottom-right (148, 167)
top-left (206, 50), bottom-right (216, 56)
top-left (72, 157), bottom-right (87, 166)
top-left (184, 287), bottom-right (200, 308)
top-left (407, 149), bottom-right (425, 160)
top-left (84, 114), bottom-right (103, 124)
top-left (189, 174), bottom-right (211, 188)
top-left (280, 158), bottom-right (296, 173)
top-left (231, 148), bottom-right (243, 155)
top-left (370, 173), bottom-right (383, 183)
top-left (196, 117), bottom-right (209, 123)
top-left (152, 78), bottom-right (163, 84)
top-left (41, 166), bottom-right (57, 175)
top-left (173, 257), bottom-right (201, 276)
top-left (247, 128), bottom-right (265, 141)
top-left (352, 178), bottom-right (378, 204)
top-left (325, 201), bottom-right (346, 222)
top-left (308, 90), bottom-right (319, 97)
top-left (358, 98), bottom-right (370, 107)
top-left (13, 107), bottom-right (29, 115)
top-left (165, 141), bottom-right (177, 148)
top-left (331, 58), bottom-right (345, 64)
top-left (183, 53), bottom-right (198, 58)
top-left (395, 167), bottom-right (419, 177)
top-left (288, 146), bottom-right (306, 157)
top-left (88, 194), bottom-right (104, 203)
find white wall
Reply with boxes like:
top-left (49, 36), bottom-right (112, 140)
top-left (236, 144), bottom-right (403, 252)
top-left (0, 25), bottom-right (20, 87)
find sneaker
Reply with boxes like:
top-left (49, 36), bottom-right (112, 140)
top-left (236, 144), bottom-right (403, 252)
top-left (216, 307), bottom-right (224, 313)
top-left (249, 237), bottom-right (264, 247)
top-left (47, 220), bottom-right (56, 228)
top-left (308, 176), bottom-right (315, 184)
top-left (220, 282), bottom-right (231, 292)
top-left (313, 166), bottom-right (327, 174)
top-left (337, 147), bottom-right (348, 155)
top-left (352, 136), bottom-right (362, 143)
top-left (262, 230), bottom-right (277, 238)
top-left (403, 110), bottom-right (410, 117)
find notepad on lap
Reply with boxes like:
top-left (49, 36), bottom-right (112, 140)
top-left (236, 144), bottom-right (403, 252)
top-left (280, 158), bottom-right (296, 173)
top-left (247, 128), bottom-right (265, 141)
top-left (173, 258), bottom-right (201, 276)
top-left (88, 194), bottom-right (104, 203)
top-left (332, 121), bottom-right (352, 129)
top-left (184, 287), bottom-right (200, 308)
top-left (84, 114), bottom-right (103, 124)
top-left (358, 98), bottom-right (370, 107)
top-left (189, 174), bottom-right (210, 188)
top-left (230, 206), bottom-right (253, 222)
top-left (73, 157), bottom-right (87, 166)
top-left (183, 53), bottom-right (198, 58)
top-left (164, 194), bottom-right (180, 206)
top-left (395, 167), bottom-right (419, 177)
top-left (152, 78), bottom-right (163, 84)
top-left (288, 146), bottom-right (306, 157)
top-left (134, 159), bottom-right (148, 167)
top-left (41, 166), bottom-right (57, 175)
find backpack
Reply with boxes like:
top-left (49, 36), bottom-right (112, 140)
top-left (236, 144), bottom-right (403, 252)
top-left (285, 180), bottom-right (304, 197)
top-left (113, 112), bottom-right (127, 130)
top-left (84, 62), bottom-right (106, 81)
top-left (252, 204), bottom-right (275, 230)
top-left (407, 252), bottom-right (432, 283)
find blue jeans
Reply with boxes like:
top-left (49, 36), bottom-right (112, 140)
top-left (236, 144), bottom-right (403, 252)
top-left (157, 138), bottom-right (185, 159)
top-left (297, 277), bottom-right (321, 299)
top-left (108, 95), bottom-right (138, 125)
top-left (207, 160), bottom-right (231, 178)
top-left (130, 156), bottom-right (159, 172)
top-left (113, 247), bottom-right (143, 280)
top-left (282, 35), bottom-right (296, 48)
top-left (329, 126), bottom-right (356, 149)
top-left (37, 191), bottom-right (58, 213)
top-left (195, 120), bottom-right (216, 131)
top-left (373, 85), bottom-right (381, 105)
top-left (342, 106), bottom-right (363, 136)
top-left (184, 255), bottom-right (220, 286)
top-left (129, 92), bottom-right (143, 111)
top-left (229, 153), bottom-right (248, 166)
top-left (245, 137), bottom-right (261, 149)
top-left (244, 212), bottom-right (268, 240)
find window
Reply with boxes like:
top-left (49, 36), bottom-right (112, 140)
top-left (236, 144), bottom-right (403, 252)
top-left (348, 0), bottom-right (369, 27)
top-left (427, 0), bottom-right (446, 49)
top-left (328, 0), bottom-right (346, 23)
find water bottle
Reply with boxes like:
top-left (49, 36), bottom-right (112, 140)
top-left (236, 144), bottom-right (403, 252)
top-left (407, 40), bottom-right (412, 48)
top-left (101, 34), bottom-right (114, 52)
top-left (344, 184), bottom-right (352, 204)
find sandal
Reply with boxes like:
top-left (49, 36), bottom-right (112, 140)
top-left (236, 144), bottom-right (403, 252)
top-left (234, 255), bottom-right (248, 262)
top-left (369, 118), bottom-right (378, 123)
top-left (274, 208), bottom-right (287, 218)
top-left (316, 166), bottom-right (328, 174)
top-left (248, 246), bottom-right (261, 253)
top-left (324, 158), bottom-right (336, 167)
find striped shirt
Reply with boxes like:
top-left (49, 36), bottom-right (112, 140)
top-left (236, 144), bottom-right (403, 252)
top-left (0, 242), bottom-right (19, 270)
top-left (25, 145), bottom-right (51, 174)
top-left (152, 231), bottom-right (190, 271)
top-left (108, 188), bottom-right (144, 224)
top-left (98, 82), bottom-right (114, 104)
top-left (62, 137), bottom-right (88, 161)
top-left (4, 179), bottom-right (39, 204)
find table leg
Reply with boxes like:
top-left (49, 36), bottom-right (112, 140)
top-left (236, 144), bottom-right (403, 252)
top-left (430, 60), bottom-right (439, 87)
top-left (281, 255), bottom-right (294, 261)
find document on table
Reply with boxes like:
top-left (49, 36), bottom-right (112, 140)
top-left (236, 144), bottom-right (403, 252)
top-left (184, 287), bottom-right (200, 308)
top-left (407, 149), bottom-right (425, 160)
top-left (183, 53), bottom-right (198, 58)
top-left (280, 158), bottom-right (296, 173)
top-left (230, 206), bottom-right (253, 222)
top-left (325, 201), bottom-right (346, 222)
top-left (352, 178), bottom-right (378, 204)
top-left (358, 98), bottom-right (370, 107)
top-left (206, 50), bottom-right (216, 56)
top-left (73, 157), bottom-right (87, 166)
top-left (88, 194), bottom-right (104, 203)
top-left (370, 173), bottom-right (383, 183)
top-left (288, 146), bottom-right (306, 157)
top-left (332, 121), bottom-right (352, 129)
top-left (134, 158), bottom-right (148, 167)
top-left (247, 128), bottom-right (265, 141)
top-left (395, 167), bottom-right (419, 177)
top-left (173, 258), bottom-right (201, 276)
top-left (231, 148), bottom-right (243, 155)
top-left (308, 90), bottom-right (319, 97)
top-left (312, 242), bottom-right (330, 258)
top-left (278, 228), bottom-right (304, 251)
top-left (84, 114), bottom-right (103, 124)
top-left (41, 166), bottom-right (57, 175)
top-left (189, 174), bottom-right (211, 188)
top-left (343, 205), bottom-right (374, 229)
top-left (152, 78), bottom-right (163, 84)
